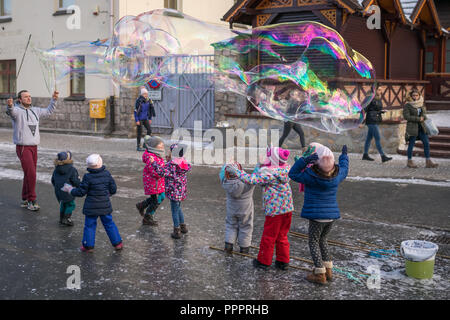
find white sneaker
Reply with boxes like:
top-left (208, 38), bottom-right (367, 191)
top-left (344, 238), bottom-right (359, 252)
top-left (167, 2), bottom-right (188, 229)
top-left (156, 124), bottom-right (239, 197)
top-left (27, 201), bottom-right (40, 211)
top-left (20, 200), bottom-right (29, 208)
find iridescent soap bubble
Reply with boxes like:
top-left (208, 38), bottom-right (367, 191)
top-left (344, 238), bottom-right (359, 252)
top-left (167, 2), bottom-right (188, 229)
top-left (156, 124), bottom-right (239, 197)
top-left (213, 21), bottom-right (376, 133)
top-left (34, 10), bottom-right (375, 133)
top-left (33, 9), bottom-right (236, 91)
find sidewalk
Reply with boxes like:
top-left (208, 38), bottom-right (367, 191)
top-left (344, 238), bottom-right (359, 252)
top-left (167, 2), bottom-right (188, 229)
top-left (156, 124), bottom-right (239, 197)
top-left (1, 128), bottom-right (449, 183)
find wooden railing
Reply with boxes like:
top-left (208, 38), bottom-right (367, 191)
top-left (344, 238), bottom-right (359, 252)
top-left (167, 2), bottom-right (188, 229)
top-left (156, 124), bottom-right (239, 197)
top-left (425, 73), bottom-right (450, 101)
top-left (237, 78), bottom-right (431, 116)
top-left (331, 78), bottom-right (429, 110)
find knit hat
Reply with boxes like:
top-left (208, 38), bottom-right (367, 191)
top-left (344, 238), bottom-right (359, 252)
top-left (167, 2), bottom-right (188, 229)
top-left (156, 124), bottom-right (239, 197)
top-left (265, 146), bottom-right (290, 167)
top-left (225, 162), bottom-right (242, 180)
top-left (57, 151), bottom-right (72, 161)
top-left (309, 142), bottom-right (335, 173)
top-left (170, 143), bottom-right (185, 158)
top-left (144, 135), bottom-right (165, 158)
top-left (86, 154), bottom-right (103, 169)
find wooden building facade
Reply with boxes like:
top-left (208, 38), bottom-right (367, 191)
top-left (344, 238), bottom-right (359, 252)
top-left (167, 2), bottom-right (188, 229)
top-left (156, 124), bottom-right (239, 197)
top-left (222, 0), bottom-right (449, 112)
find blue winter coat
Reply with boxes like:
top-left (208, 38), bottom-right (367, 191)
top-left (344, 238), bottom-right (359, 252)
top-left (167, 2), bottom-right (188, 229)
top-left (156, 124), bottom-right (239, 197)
top-left (51, 159), bottom-right (81, 203)
top-left (288, 153), bottom-right (349, 220)
top-left (70, 166), bottom-right (117, 216)
top-left (134, 96), bottom-right (156, 122)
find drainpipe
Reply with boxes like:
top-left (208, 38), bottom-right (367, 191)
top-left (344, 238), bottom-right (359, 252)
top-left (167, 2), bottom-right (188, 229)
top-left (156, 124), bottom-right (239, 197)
top-left (109, 0), bottom-right (116, 134)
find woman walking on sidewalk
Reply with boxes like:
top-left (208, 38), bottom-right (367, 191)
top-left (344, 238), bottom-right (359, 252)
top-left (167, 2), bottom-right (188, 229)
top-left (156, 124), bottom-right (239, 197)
top-left (279, 90), bottom-right (307, 151)
top-left (403, 89), bottom-right (438, 168)
top-left (5, 90), bottom-right (58, 211)
top-left (361, 86), bottom-right (392, 163)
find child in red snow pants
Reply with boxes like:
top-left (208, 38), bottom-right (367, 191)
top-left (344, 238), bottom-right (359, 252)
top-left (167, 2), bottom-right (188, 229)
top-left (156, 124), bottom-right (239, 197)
top-left (16, 145), bottom-right (38, 202)
top-left (257, 212), bottom-right (293, 265)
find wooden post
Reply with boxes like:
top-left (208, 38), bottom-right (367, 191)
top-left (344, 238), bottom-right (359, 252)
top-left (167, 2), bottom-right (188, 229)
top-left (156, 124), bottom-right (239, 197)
top-left (384, 42), bottom-right (388, 80)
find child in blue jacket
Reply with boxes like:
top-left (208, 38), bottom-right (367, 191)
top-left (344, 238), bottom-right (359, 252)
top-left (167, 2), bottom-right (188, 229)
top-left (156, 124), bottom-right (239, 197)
top-left (62, 154), bottom-right (122, 252)
top-left (289, 143), bottom-right (348, 284)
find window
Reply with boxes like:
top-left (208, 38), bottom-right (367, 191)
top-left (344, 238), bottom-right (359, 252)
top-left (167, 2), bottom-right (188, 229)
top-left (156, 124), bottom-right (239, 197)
top-left (446, 39), bottom-right (450, 73)
top-left (0, 60), bottom-right (16, 96)
top-left (425, 51), bottom-right (435, 73)
top-left (164, 0), bottom-right (178, 10)
top-left (0, 0), bottom-right (11, 16)
top-left (425, 37), bottom-right (439, 74)
top-left (59, 0), bottom-right (75, 9)
top-left (70, 56), bottom-right (85, 97)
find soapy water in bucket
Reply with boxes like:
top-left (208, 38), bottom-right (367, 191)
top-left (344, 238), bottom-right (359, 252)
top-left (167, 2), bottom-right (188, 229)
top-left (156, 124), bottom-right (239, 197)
top-left (400, 240), bottom-right (439, 262)
top-left (33, 9), bottom-right (375, 133)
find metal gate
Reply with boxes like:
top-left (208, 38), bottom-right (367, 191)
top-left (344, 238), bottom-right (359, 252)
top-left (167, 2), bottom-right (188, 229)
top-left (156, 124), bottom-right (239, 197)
top-left (148, 55), bottom-right (215, 132)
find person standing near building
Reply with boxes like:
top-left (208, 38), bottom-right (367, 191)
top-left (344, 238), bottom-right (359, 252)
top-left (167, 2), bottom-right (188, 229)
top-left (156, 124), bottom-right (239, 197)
top-left (403, 89), bottom-right (438, 168)
top-left (135, 87), bottom-right (156, 151)
top-left (361, 86), bottom-right (392, 163)
top-left (6, 90), bottom-right (58, 211)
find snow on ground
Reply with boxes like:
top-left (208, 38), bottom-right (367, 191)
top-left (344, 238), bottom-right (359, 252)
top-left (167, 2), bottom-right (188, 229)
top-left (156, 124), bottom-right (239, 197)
top-left (428, 110), bottom-right (450, 128)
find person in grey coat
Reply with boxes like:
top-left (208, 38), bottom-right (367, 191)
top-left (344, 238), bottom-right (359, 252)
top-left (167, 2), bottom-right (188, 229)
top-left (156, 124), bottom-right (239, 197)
top-left (6, 90), bottom-right (58, 211)
top-left (220, 162), bottom-right (255, 254)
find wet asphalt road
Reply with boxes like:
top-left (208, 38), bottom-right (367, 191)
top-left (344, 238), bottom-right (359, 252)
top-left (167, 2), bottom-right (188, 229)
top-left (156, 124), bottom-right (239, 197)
top-left (0, 131), bottom-right (449, 300)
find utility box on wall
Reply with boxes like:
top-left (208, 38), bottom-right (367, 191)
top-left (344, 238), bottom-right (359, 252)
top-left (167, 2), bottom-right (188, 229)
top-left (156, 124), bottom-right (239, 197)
top-left (89, 99), bottom-right (107, 119)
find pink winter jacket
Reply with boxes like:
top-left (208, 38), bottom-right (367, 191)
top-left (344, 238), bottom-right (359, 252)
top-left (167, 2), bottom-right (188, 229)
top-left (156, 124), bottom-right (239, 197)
top-left (142, 150), bottom-right (165, 195)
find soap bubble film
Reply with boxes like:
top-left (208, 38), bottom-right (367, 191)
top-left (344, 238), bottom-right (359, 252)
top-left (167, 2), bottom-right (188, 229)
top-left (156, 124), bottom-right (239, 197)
top-left (33, 10), bottom-right (375, 133)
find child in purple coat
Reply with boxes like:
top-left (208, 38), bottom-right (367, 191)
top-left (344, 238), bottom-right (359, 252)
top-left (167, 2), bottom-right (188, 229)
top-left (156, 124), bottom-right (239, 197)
top-left (149, 143), bottom-right (192, 239)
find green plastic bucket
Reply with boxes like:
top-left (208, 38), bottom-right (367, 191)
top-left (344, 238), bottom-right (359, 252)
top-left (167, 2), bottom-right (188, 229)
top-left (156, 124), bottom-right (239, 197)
top-left (405, 255), bottom-right (436, 279)
top-left (401, 240), bottom-right (439, 279)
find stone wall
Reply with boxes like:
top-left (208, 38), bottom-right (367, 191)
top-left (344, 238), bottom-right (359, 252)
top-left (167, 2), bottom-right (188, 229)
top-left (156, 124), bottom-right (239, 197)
top-left (0, 96), bottom-right (112, 134)
top-left (114, 87), bottom-right (139, 138)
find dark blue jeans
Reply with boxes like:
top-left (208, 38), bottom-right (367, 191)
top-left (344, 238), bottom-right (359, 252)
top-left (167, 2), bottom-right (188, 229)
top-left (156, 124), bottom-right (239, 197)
top-left (407, 126), bottom-right (430, 159)
top-left (82, 214), bottom-right (122, 249)
top-left (364, 124), bottom-right (385, 156)
top-left (170, 200), bottom-right (185, 228)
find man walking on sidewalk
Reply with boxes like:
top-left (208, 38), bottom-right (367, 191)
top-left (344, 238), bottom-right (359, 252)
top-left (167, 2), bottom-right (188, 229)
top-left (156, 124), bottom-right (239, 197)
top-left (6, 90), bottom-right (58, 211)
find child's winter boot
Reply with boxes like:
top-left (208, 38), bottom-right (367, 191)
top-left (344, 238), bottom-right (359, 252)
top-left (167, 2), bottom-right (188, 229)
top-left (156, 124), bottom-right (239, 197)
top-left (171, 227), bottom-right (181, 239)
top-left (80, 246), bottom-right (94, 253)
top-left (60, 213), bottom-right (74, 226)
top-left (224, 242), bottom-right (233, 254)
top-left (323, 261), bottom-right (333, 281)
top-left (142, 213), bottom-right (158, 226)
top-left (114, 242), bottom-right (123, 251)
top-left (306, 267), bottom-right (327, 285)
top-left (274, 260), bottom-right (289, 271)
top-left (136, 201), bottom-right (147, 216)
top-left (180, 223), bottom-right (188, 234)
top-left (253, 258), bottom-right (270, 270)
top-left (239, 247), bottom-right (249, 254)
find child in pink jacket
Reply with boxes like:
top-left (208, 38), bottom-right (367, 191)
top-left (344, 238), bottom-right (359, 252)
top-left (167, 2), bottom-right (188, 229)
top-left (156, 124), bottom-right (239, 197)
top-left (150, 143), bottom-right (192, 239)
top-left (136, 135), bottom-right (166, 226)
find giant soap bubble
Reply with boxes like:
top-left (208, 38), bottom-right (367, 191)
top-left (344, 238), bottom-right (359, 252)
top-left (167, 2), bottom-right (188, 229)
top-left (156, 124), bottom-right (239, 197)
top-left (212, 21), bottom-right (376, 133)
top-left (33, 9), bottom-right (375, 133)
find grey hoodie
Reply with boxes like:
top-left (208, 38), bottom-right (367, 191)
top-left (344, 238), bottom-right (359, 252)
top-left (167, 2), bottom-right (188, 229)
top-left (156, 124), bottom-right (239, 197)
top-left (6, 99), bottom-right (56, 145)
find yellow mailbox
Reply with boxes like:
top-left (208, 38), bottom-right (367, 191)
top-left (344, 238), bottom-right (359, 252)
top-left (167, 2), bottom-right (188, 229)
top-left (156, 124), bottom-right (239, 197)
top-left (89, 99), bottom-right (107, 119)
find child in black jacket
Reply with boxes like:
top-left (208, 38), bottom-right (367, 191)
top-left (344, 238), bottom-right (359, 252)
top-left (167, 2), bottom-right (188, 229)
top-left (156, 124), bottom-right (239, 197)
top-left (51, 151), bottom-right (80, 226)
